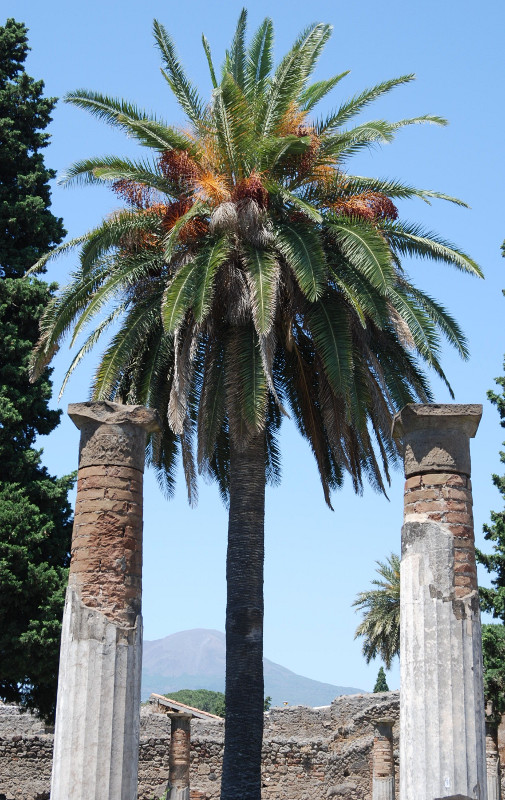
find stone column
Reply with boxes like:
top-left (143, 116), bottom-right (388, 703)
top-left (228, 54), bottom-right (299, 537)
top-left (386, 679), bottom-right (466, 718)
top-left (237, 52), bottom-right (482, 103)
top-left (372, 718), bottom-right (395, 800)
top-left (168, 714), bottom-right (192, 800)
top-left (51, 401), bottom-right (160, 800)
top-left (486, 722), bottom-right (502, 800)
top-left (393, 404), bottom-right (486, 800)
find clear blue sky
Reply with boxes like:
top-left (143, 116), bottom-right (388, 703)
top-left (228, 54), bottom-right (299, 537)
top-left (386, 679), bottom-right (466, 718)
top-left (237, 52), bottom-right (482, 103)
top-left (6, 0), bottom-right (505, 693)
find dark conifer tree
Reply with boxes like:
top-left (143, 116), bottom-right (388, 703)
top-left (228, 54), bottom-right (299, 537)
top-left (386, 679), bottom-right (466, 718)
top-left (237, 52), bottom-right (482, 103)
top-left (373, 666), bottom-right (389, 693)
top-left (0, 18), bottom-right (73, 721)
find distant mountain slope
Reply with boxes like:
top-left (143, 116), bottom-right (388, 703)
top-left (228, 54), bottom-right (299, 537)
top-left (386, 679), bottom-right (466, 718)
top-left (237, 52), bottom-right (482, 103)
top-left (142, 629), bottom-right (363, 707)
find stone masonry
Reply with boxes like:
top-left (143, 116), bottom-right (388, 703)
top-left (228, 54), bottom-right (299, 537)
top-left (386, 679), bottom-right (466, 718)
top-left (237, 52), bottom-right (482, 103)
top-left (50, 402), bottom-right (160, 800)
top-left (0, 693), bottom-right (401, 800)
top-left (394, 404), bottom-right (486, 800)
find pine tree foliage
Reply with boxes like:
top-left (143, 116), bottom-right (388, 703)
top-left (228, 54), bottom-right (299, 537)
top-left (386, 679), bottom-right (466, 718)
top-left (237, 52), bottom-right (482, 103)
top-left (0, 19), bottom-right (72, 721)
top-left (373, 665), bottom-right (389, 692)
top-left (353, 553), bottom-right (400, 670)
top-left (476, 340), bottom-right (505, 620)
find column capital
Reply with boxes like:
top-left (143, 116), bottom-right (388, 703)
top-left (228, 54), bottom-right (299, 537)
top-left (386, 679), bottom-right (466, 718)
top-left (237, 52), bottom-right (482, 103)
top-left (68, 401), bottom-right (161, 472)
top-left (392, 403), bottom-right (482, 477)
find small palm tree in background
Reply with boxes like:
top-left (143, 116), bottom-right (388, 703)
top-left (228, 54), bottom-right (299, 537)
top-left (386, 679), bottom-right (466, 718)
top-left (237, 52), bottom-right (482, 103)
top-left (29, 11), bottom-right (480, 798)
top-left (353, 553), bottom-right (401, 670)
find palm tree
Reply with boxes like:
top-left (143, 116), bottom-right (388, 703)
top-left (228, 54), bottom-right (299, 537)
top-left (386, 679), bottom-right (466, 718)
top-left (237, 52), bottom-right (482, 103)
top-left (29, 12), bottom-right (481, 798)
top-left (353, 553), bottom-right (401, 670)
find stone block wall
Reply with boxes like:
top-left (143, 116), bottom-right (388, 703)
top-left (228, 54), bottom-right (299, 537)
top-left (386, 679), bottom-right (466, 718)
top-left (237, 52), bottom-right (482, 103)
top-left (1, 694), bottom-right (403, 800)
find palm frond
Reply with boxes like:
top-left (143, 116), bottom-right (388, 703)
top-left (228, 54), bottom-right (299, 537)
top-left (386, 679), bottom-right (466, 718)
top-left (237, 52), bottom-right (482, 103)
top-left (243, 244), bottom-right (279, 335)
top-left (383, 220), bottom-right (483, 276)
top-left (227, 8), bottom-right (247, 90)
top-left (317, 74), bottom-right (415, 133)
top-left (298, 71), bottom-right (350, 112)
top-left (64, 89), bottom-right (157, 129)
top-left (327, 216), bottom-right (395, 292)
top-left (244, 17), bottom-right (274, 103)
top-left (153, 19), bottom-right (205, 126)
top-left (274, 221), bottom-right (326, 301)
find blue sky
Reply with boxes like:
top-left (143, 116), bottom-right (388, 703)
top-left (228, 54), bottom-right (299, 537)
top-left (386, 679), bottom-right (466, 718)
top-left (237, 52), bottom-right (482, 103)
top-left (6, 0), bottom-right (505, 693)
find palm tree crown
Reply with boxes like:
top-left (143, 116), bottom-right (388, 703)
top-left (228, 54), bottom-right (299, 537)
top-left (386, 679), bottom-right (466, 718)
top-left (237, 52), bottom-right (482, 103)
top-left (353, 552), bottom-right (401, 670)
top-left (30, 11), bottom-right (481, 508)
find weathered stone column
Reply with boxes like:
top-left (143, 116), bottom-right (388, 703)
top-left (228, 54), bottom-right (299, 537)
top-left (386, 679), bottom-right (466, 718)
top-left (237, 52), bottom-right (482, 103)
top-left (486, 722), bottom-right (502, 800)
top-left (372, 718), bottom-right (395, 800)
top-left (51, 401), bottom-right (160, 800)
top-left (393, 404), bottom-right (486, 800)
top-left (168, 714), bottom-right (192, 800)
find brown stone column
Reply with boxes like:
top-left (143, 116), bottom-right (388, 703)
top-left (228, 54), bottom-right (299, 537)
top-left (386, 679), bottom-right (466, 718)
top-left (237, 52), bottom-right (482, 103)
top-left (372, 719), bottom-right (395, 799)
top-left (393, 404), bottom-right (486, 800)
top-left (51, 401), bottom-right (160, 800)
top-left (168, 714), bottom-right (192, 800)
top-left (486, 722), bottom-right (502, 800)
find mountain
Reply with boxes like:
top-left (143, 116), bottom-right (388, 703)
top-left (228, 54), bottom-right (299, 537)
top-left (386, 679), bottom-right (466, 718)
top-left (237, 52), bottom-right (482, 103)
top-left (142, 629), bottom-right (363, 707)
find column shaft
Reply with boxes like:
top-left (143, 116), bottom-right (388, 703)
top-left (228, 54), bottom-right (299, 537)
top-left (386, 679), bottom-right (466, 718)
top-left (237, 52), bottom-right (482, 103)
top-left (394, 404), bottom-right (486, 800)
top-left (168, 714), bottom-right (191, 800)
top-left (51, 402), bottom-right (159, 800)
top-left (372, 720), bottom-right (395, 800)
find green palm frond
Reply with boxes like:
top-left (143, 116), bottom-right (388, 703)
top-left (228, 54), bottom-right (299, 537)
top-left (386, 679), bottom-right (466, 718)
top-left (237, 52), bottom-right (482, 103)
top-left (58, 304), bottom-right (127, 399)
top-left (307, 297), bottom-right (353, 398)
top-left (226, 324), bottom-right (268, 436)
top-left (227, 8), bottom-right (247, 90)
top-left (60, 156), bottom-right (169, 194)
top-left (213, 71), bottom-right (253, 179)
top-left (327, 216), bottom-right (395, 292)
top-left (274, 221), bottom-right (326, 301)
top-left (298, 71), bottom-right (350, 112)
top-left (401, 283), bottom-right (469, 359)
top-left (64, 89), bottom-right (157, 129)
top-left (116, 117), bottom-right (196, 154)
top-left (162, 259), bottom-right (199, 333)
top-left (198, 337), bottom-right (226, 470)
top-left (29, 261), bottom-right (112, 379)
top-left (26, 234), bottom-right (88, 275)
top-left (92, 292), bottom-right (164, 400)
top-left (163, 200), bottom-right (207, 262)
top-left (328, 175), bottom-right (469, 207)
top-left (202, 34), bottom-right (218, 89)
top-left (243, 244), bottom-right (279, 335)
top-left (244, 17), bottom-right (274, 104)
top-left (69, 252), bottom-right (163, 345)
top-left (384, 220), bottom-right (483, 276)
top-left (153, 19), bottom-right (205, 126)
top-left (192, 236), bottom-right (231, 323)
top-left (79, 208), bottom-right (162, 271)
top-left (317, 74), bottom-right (415, 133)
top-left (258, 23), bottom-right (331, 137)
top-left (391, 114), bottom-right (447, 129)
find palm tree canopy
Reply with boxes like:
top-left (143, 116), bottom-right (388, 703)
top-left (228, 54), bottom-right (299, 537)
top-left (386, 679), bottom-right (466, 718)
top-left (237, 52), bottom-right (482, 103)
top-left (29, 10), bottom-right (481, 507)
top-left (353, 552), bottom-right (400, 670)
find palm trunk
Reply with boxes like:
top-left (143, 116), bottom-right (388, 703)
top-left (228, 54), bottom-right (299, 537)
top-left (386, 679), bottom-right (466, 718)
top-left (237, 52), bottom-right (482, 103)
top-left (220, 432), bottom-right (265, 800)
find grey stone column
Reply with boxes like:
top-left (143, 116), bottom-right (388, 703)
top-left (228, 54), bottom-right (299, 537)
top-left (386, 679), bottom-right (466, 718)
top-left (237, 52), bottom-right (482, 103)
top-left (486, 722), bottom-right (502, 800)
top-left (51, 401), bottom-right (160, 800)
top-left (168, 714), bottom-right (192, 800)
top-left (372, 718), bottom-right (395, 800)
top-left (393, 404), bottom-right (486, 800)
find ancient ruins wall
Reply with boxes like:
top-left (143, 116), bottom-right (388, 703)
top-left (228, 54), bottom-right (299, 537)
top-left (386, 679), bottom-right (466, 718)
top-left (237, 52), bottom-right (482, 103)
top-left (0, 693), bottom-right (402, 800)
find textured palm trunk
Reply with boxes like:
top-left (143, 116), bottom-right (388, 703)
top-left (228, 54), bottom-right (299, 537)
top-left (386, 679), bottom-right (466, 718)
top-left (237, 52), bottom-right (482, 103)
top-left (220, 432), bottom-right (266, 800)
